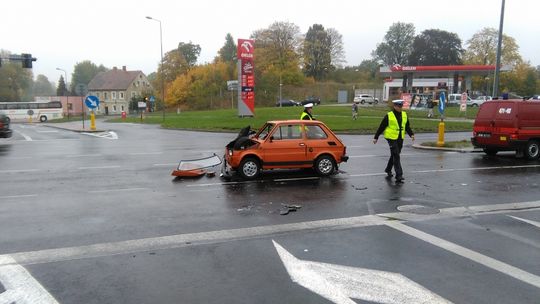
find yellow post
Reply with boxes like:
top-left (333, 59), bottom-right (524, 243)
top-left (437, 121), bottom-right (445, 147)
top-left (90, 111), bottom-right (96, 131)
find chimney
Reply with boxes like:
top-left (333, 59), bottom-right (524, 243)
top-left (122, 66), bottom-right (126, 71)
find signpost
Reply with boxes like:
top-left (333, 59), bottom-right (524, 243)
top-left (84, 95), bottom-right (99, 131)
top-left (237, 39), bottom-right (255, 117)
top-left (438, 92), bottom-right (446, 147)
top-left (27, 109), bottom-right (34, 123)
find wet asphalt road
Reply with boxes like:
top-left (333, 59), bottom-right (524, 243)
top-left (1, 121), bottom-right (539, 304)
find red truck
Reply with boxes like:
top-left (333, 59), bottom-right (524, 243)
top-left (472, 100), bottom-right (540, 159)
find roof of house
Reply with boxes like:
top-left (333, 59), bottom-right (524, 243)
top-left (88, 67), bottom-right (143, 90)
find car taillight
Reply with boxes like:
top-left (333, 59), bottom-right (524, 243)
top-left (228, 149), bottom-right (233, 156)
top-left (510, 132), bottom-right (518, 140)
top-left (343, 146), bottom-right (347, 155)
top-left (472, 131), bottom-right (477, 137)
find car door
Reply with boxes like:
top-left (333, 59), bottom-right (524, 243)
top-left (262, 123), bottom-right (308, 167)
top-left (304, 123), bottom-right (335, 160)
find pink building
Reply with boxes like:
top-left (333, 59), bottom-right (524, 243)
top-left (35, 96), bottom-right (85, 116)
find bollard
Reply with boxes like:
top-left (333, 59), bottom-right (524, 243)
top-left (437, 121), bottom-right (445, 147)
top-left (90, 111), bottom-right (96, 131)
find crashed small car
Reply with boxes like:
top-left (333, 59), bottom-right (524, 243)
top-left (222, 120), bottom-right (348, 180)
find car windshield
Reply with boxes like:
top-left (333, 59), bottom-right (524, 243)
top-left (255, 123), bottom-right (274, 140)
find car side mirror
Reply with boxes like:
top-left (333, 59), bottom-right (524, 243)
top-left (269, 136), bottom-right (274, 142)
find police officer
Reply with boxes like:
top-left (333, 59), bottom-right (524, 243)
top-left (300, 103), bottom-right (315, 120)
top-left (373, 99), bottom-right (415, 183)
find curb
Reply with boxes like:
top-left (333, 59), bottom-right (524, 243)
top-left (42, 124), bottom-right (107, 133)
top-left (412, 143), bottom-right (482, 153)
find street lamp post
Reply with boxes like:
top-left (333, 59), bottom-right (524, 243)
top-left (146, 16), bottom-right (166, 121)
top-left (492, 0), bottom-right (505, 98)
top-left (56, 67), bottom-right (69, 119)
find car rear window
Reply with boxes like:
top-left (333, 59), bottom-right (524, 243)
top-left (273, 124), bottom-right (302, 140)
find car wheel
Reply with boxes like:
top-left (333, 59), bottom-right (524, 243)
top-left (374, 100), bottom-right (378, 104)
top-left (239, 157), bottom-right (260, 180)
top-left (525, 140), bottom-right (540, 160)
top-left (39, 116), bottom-right (47, 122)
top-left (472, 104), bottom-right (478, 107)
top-left (314, 155), bottom-right (336, 176)
top-left (5, 117), bottom-right (10, 124)
top-left (483, 148), bottom-right (498, 156)
top-left (360, 100), bottom-right (365, 104)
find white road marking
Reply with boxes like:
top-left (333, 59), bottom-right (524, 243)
top-left (77, 165), bottom-right (121, 170)
top-left (129, 152), bottom-right (163, 156)
top-left (273, 177), bottom-right (320, 182)
top-left (273, 240), bottom-right (451, 304)
top-left (66, 154), bottom-right (103, 158)
top-left (81, 131), bottom-right (118, 140)
top-left (88, 187), bottom-right (148, 193)
top-left (0, 255), bottom-right (59, 304)
top-left (3, 200), bottom-right (540, 267)
top-left (13, 130), bottom-right (32, 141)
top-left (0, 169), bottom-right (39, 174)
top-left (508, 216), bottom-right (540, 229)
top-left (36, 130), bottom-right (58, 133)
top-left (413, 164), bottom-right (540, 174)
top-left (0, 194), bottom-right (38, 199)
top-left (385, 221), bottom-right (540, 289)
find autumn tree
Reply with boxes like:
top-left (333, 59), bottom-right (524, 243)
top-left (373, 22), bottom-right (415, 66)
top-left (463, 27), bottom-right (522, 67)
top-left (0, 50), bottom-right (33, 102)
top-left (408, 29), bottom-right (463, 65)
top-left (327, 28), bottom-right (345, 68)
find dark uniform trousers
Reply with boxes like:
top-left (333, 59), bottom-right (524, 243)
top-left (385, 138), bottom-right (403, 178)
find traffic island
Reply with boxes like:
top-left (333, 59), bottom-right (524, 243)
top-left (413, 140), bottom-right (482, 153)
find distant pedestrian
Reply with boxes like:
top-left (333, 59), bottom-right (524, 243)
top-left (352, 102), bottom-right (359, 120)
top-left (427, 98), bottom-right (434, 118)
top-left (373, 99), bottom-right (415, 183)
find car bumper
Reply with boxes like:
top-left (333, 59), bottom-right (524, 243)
top-left (0, 129), bottom-right (12, 138)
top-left (341, 155), bottom-right (349, 162)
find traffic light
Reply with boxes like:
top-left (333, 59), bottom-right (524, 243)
top-left (21, 53), bottom-right (34, 68)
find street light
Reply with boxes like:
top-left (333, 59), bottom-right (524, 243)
top-left (146, 16), bottom-right (166, 121)
top-left (56, 67), bottom-right (69, 119)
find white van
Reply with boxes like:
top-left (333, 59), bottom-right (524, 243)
top-left (447, 94), bottom-right (471, 106)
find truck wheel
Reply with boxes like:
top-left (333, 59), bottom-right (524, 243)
top-left (483, 148), bottom-right (498, 156)
top-left (239, 157), bottom-right (260, 180)
top-left (525, 140), bottom-right (540, 160)
top-left (314, 155), bottom-right (336, 176)
top-left (39, 116), bottom-right (47, 122)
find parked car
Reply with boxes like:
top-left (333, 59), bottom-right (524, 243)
top-left (276, 99), bottom-right (301, 107)
top-left (222, 120), bottom-right (349, 180)
top-left (353, 94), bottom-right (378, 104)
top-left (0, 114), bottom-right (13, 138)
top-left (301, 96), bottom-right (321, 105)
top-left (447, 93), bottom-right (472, 106)
top-left (528, 95), bottom-right (540, 100)
top-left (471, 100), bottom-right (540, 159)
top-left (468, 96), bottom-right (492, 107)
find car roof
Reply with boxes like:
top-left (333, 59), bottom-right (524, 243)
top-left (266, 119), bottom-right (326, 125)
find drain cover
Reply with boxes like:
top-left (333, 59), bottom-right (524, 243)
top-left (397, 204), bottom-right (440, 215)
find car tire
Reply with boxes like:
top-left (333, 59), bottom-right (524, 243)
top-left (239, 157), bottom-right (260, 180)
top-left (314, 155), bottom-right (336, 176)
top-left (39, 116), bottom-right (47, 122)
top-left (374, 100), bottom-right (378, 104)
top-left (5, 117), bottom-right (10, 124)
top-left (360, 100), bottom-right (365, 104)
top-left (472, 104), bottom-right (478, 107)
top-left (483, 148), bottom-right (498, 156)
top-left (525, 140), bottom-right (540, 160)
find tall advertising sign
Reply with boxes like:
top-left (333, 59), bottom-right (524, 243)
top-left (237, 39), bottom-right (255, 116)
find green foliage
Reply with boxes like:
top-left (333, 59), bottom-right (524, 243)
top-left (373, 22), bottom-right (415, 65)
top-left (218, 33), bottom-right (237, 62)
top-left (70, 60), bottom-right (108, 95)
top-left (463, 27), bottom-right (522, 67)
top-left (177, 42), bottom-right (201, 69)
top-left (56, 75), bottom-right (68, 96)
top-left (33, 74), bottom-right (55, 96)
top-left (303, 24), bottom-right (332, 80)
top-left (0, 50), bottom-right (33, 102)
top-left (408, 29), bottom-right (463, 65)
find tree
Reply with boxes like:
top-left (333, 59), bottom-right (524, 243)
top-left (218, 33), bottom-right (237, 62)
top-left (0, 50), bottom-right (33, 102)
top-left (56, 75), bottom-right (68, 96)
top-left (408, 29), bottom-right (463, 65)
top-left (177, 41), bottom-right (201, 69)
top-left (327, 28), bottom-right (345, 68)
top-left (372, 22), bottom-right (415, 66)
top-left (70, 60), bottom-right (108, 94)
top-left (33, 74), bottom-right (55, 96)
top-left (303, 24), bottom-right (332, 80)
top-left (463, 27), bottom-right (522, 67)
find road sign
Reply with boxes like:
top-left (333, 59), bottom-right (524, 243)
top-left (460, 92), bottom-right (468, 112)
top-left (438, 92), bottom-right (446, 114)
top-left (84, 95), bottom-right (99, 109)
top-left (149, 96), bottom-right (155, 102)
top-left (138, 102), bottom-right (147, 109)
top-left (27, 109), bottom-right (34, 116)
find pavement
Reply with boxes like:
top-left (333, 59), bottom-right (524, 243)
top-left (42, 119), bottom-right (107, 133)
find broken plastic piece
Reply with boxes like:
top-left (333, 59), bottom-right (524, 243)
top-left (172, 154), bottom-right (222, 177)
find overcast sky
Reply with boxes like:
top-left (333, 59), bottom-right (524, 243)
top-left (2, 0), bottom-right (538, 85)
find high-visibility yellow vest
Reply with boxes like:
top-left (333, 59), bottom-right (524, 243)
top-left (384, 111), bottom-right (407, 139)
top-left (300, 111), bottom-right (313, 120)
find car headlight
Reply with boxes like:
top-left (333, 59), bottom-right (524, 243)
top-left (228, 149), bottom-right (233, 156)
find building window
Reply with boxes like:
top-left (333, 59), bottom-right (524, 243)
top-left (104, 92), bottom-right (108, 99)
top-left (120, 92), bottom-right (124, 100)
top-left (96, 92), bottom-right (100, 99)
top-left (131, 91), bottom-right (136, 98)
top-left (113, 105), bottom-right (117, 112)
top-left (112, 92), bottom-right (116, 100)
top-left (121, 105), bottom-right (125, 111)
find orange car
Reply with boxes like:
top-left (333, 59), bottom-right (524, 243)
top-left (222, 120), bottom-right (348, 179)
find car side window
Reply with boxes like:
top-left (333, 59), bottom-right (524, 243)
top-left (273, 124), bottom-right (302, 140)
top-left (305, 125), bottom-right (328, 139)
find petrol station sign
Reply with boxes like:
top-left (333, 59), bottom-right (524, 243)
top-left (237, 39), bottom-right (255, 116)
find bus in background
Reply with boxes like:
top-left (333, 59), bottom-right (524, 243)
top-left (0, 101), bottom-right (63, 123)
